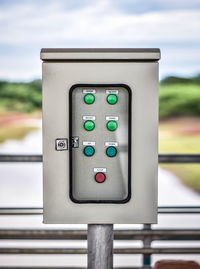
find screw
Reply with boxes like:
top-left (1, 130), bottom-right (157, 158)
top-left (55, 138), bottom-right (68, 151)
top-left (58, 141), bottom-right (65, 148)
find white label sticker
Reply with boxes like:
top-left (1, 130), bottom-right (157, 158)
top-left (106, 116), bottom-right (119, 121)
top-left (105, 142), bottom-right (119, 147)
top-left (83, 141), bottom-right (96, 146)
top-left (106, 89), bottom-right (118, 94)
top-left (83, 89), bottom-right (96, 94)
top-left (83, 115), bottom-right (96, 120)
top-left (94, 168), bottom-right (107, 173)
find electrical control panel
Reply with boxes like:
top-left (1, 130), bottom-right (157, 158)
top-left (70, 84), bottom-right (131, 203)
top-left (41, 48), bottom-right (160, 224)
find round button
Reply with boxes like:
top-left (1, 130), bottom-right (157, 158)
top-left (107, 94), bottom-right (118, 105)
top-left (107, 120), bottom-right (117, 131)
top-left (95, 172), bottom-right (106, 183)
top-left (106, 146), bottom-right (117, 157)
top-left (84, 146), bottom-right (95, 157)
top-left (84, 120), bottom-right (95, 131)
top-left (84, 93), bottom-right (95, 104)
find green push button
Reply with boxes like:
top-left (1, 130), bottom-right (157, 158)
top-left (84, 120), bottom-right (95, 131)
top-left (107, 94), bottom-right (118, 105)
top-left (84, 94), bottom-right (95, 104)
top-left (107, 120), bottom-right (117, 131)
top-left (106, 146), bottom-right (117, 157)
top-left (84, 146), bottom-right (95, 157)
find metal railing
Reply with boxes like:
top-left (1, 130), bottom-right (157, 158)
top-left (0, 153), bottom-right (200, 163)
top-left (0, 153), bottom-right (200, 269)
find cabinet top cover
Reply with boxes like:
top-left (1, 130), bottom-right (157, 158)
top-left (40, 48), bottom-right (160, 61)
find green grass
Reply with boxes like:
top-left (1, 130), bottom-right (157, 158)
top-left (159, 125), bottom-right (200, 153)
top-left (161, 74), bottom-right (200, 85)
top-left (0, 80), bottom-right (41, 113)
top-left (0, 76), bottom-right (200, 119)
top-left (0, 125), bottom-right (37, 144)
top-left (159, 119), bottom-right (200, 193)
top-left (159, 84), bottom-right (200, 119)
top-left (159, 82), bottom-right (200, 193)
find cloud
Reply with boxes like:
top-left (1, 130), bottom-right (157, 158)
top-left (0, 1), bottom-right (200, 45)
top-left (0, 0), bottom-right (199, 80)
top-left (112, 0), bottom-right (200, 14)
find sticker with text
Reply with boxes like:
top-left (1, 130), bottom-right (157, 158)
top-left (106, 90), bottom-right (118, 94)
top-left (105, 142), bottom-right (118, 147)
top-left (83, 115), bottom-right (96, 120)
top-left (106, 116), bottom-right (119, 121)
top-left (83, 89), bottom-right (96, 94)
top-left (94, 168), bottom-right (107, 173)
top-left (83, 141), bottom-right (96, 146)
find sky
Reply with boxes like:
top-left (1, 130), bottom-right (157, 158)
top-left (0, 0), bottom-right (200, 81)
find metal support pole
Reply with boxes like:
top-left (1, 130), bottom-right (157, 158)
top-left (88, 224), bottom-right (113, 269)
top-left (143, 224), bottom-right (152, 267)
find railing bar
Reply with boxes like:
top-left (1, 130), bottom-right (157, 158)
top-left (0, 228), bottom-right (198, 231)
top-left (0, 208), bottom-right (43, 215)
top-left (0, 267), bottom-right (151, 269)
top-left (1, 207), bottom-right (200, 215)
top-left (0, 155), bottom-right (42, 162)
top-left (0, 229), bottom-right (199, 240)
top-left (159, 154), bottom-right (200, 163)
top-left (0, 266), bottom-right (86, 269)
top-left (0, 248), bottom-right (199, 254)
top-left (158, 206), bottom-right (200, 214)
top-left (116, 248), bottom-right (200, 254)
top-left (0, 154), bottom-right (200, 163)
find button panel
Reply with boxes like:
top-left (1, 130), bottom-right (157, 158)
top-left (106, 146), bottom-right (117, 157)
top-left (70, 84), bottom-right (131, 203)
top-left (84, 93), bottom-right (95, 104)
top-left (95, 172), bottom-right (106, 183)
top-left (84, 146), bottom-right (95, 157)
top-left (84, 120), bottom-right (95, 131)
top-left (107, 94), bottom-right (118, 104)
top-left (107, 120), bottom-right (118, 131)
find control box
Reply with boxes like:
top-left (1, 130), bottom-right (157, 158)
top-left (41, 48), bottom-right (160, 224)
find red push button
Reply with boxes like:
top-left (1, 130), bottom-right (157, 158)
top-left (95, 172), bottom-right (106, 183)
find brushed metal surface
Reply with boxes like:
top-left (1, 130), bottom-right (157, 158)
top-left (88, 224), bottom-right (113, 269)
top-left (42, 54), bottom-right (159, 224)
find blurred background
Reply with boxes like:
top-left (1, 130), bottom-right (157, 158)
top-left (0, 0), bottom-right (200, 267)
